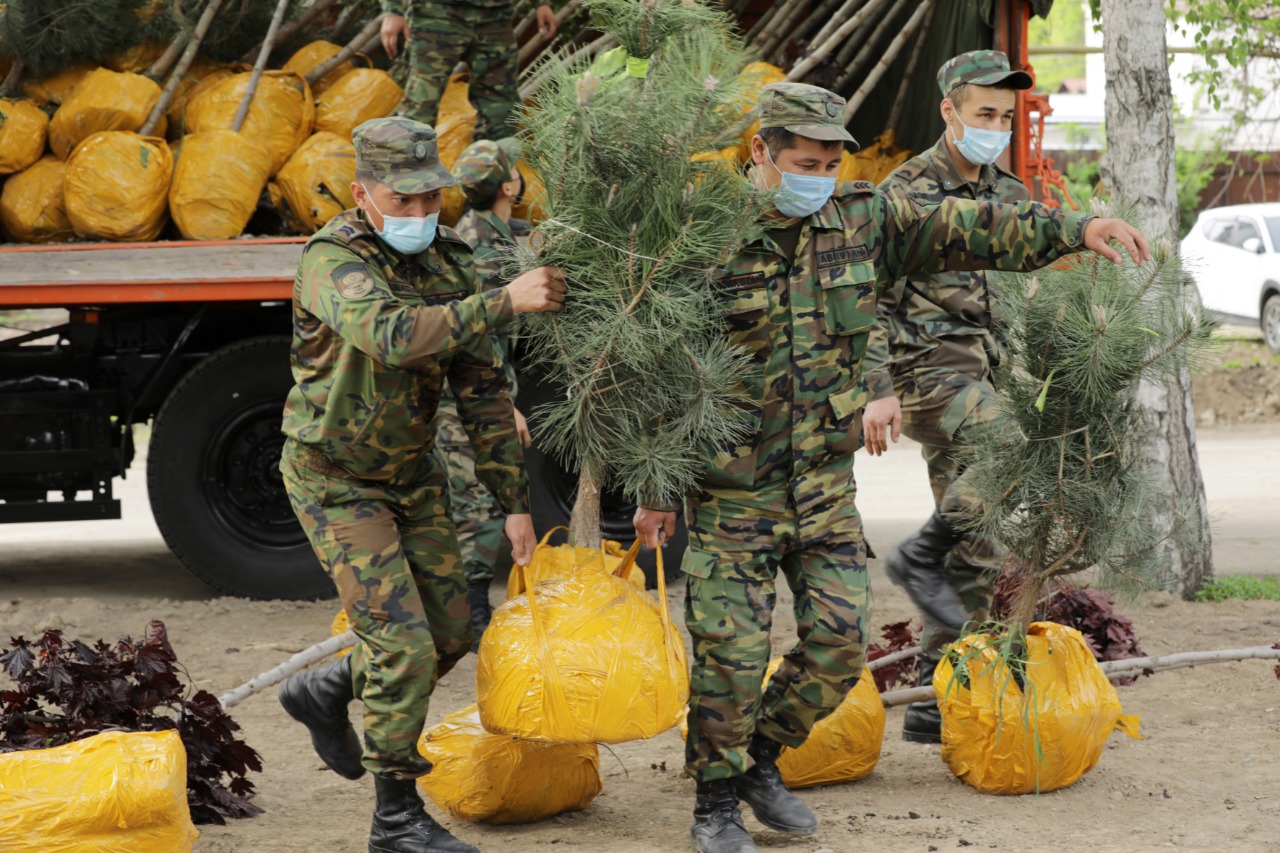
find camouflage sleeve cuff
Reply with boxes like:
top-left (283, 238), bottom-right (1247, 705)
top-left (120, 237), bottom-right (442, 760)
top-left (482, 287), bottom-right (516, 335)
top-left (503, 485), bottom-right (532, 516)
top-left (1062, 211), bottom-right (1094, 249)
top-left (640, 497), bottom-right (682, 513)
top-left (865, 370), bottom-right (895, 402)
top-left (382, 0), bottom-right (408, 16)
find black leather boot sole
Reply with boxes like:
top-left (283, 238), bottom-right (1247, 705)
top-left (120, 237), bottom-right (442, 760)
top-left (278, 661), bottom-right (365, 781)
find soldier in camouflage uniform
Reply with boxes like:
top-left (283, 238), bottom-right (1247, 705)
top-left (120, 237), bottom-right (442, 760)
top-left (631, 83), bottom-right (1148, 853)
top-left (862, 50), bottom-right (1034, 745)
top-left (380, 0), bottom-right (557, 141)
top-left (275, 117), bottom-right (565, 853)
top-left (431, 137), bottom-right (528, 646)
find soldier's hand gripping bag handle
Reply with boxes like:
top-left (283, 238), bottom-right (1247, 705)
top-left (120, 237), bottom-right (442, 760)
top-left (477, 539), bottom-right (689, 744)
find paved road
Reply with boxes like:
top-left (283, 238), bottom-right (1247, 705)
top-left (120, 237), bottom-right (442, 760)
top-left (0, 427), bottom-right (1275, 602)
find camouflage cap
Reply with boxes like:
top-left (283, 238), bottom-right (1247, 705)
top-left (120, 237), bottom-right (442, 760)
top-left (453, 137), bottom-right (523, 205)
top-left (937, 50), bottom-right (1033, 96)
top-left (757, 82), bottom-right (856, 146)
top-left (352, 116), bottom-right (455, 194)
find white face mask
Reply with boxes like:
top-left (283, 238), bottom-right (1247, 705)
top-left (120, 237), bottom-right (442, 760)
top-left (362, 185), bottom-right (438, 254)
top-left (949, 118), bottom-right (1011, 166)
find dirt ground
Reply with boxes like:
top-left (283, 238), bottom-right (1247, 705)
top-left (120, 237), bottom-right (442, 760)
top-left (1192, 328), bottom-right (1280, 427)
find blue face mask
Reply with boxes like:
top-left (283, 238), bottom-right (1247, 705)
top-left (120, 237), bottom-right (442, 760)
top-left (951, 120), bottom-right (1011, 166)
top-left (363, 186), bottom-right (439, 255)
top-left (765, 146), bottom-right (836, 219)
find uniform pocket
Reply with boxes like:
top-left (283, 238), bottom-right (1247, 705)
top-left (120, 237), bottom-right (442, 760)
top-left (699, 407), bottom-right (762, 491)
top-left (821, 260), bottom-right (878, 337)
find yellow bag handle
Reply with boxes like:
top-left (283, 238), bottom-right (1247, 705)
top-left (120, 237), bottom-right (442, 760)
top-left (517, 560), bottom-right (575, 735)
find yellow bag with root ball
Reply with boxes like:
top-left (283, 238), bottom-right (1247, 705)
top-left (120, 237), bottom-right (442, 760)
top-left (935, 621), bottom-right (1142, 795)
top-left (283, 40), bottom-right (360, 96)
top-left (186, 70), bottom-right (315, 175)
top-left (0, 157), bottom-right (75, 243)
top-left (504, 529), bottom-right (644, 599)
top-left (314, 68), bottom-right (404, 141)
top-left (837, 130), bottom-right (912, 185)
top-left (477, 541), bottom-right (687, 743)
top-left (436, 73), bottom-right (477, 227)
top-left (170, 131), bottom-right (273, 240)
top-left (416, 704), bottom-right (601, 824)
top-left (0, 99), bottom-right (49, 174)
top-left (48, 68), bottom-right (164, 160)
top-left (65, 132), bottom-right (172, 242)
top-left (270, 132), bottom-right (357, 234)
top-left (0, 730), bottom-right (199, 852)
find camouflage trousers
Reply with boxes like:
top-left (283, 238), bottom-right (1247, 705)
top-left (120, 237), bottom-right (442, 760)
top-left (403, 2), bottom-right (519, 142)
top-left (899, 372), bottom-right (1005, 659)
top-left (280, 440), bottom-right (471, 780)
top-left (429, 394), bottom-right (505, 585)
top-left (681, 487), bottom-right (871, 782)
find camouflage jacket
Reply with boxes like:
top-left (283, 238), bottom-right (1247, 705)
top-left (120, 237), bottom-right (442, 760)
top-left (864, 137), bottom-right (1030, 401)
top-left (384, 0), bottom-right (514, 14)
top-left (281, 209), bottom-right (530, 514)
top-left (688, 181), bottom-right (1090, 517)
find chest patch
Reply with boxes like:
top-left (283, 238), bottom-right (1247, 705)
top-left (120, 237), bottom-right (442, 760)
top-left (332, 262), bottom-right (376, 299)
top-left (721, 271), bottom-right (767, 292)
top-left (816, 245), bottom-right (870, 268)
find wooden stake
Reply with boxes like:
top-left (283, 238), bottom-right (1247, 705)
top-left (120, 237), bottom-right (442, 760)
top-left (743, 0), bottom-right (786, 45)
top-left (518, 0), bottom-right (581, 67)
top-left (834, 0), bottom-right (915, 91)
top-left (805, 0), bottom-right (871, 65)
top-left (305, 14), bottom-right (385, 88)
top-left (842, 0), bottom-right (934, 122)
top-left (753, 0), bottom-right (805, 55)
top-left (238, 0), bottom-right (341, 64)
top-left (786, 0), bottom-right (850, 57)
top-left (232, 0), bottom-right (292, 133)
top-left (885, 0), bottom-right (937, 132)
top-left (866, 645), bottom-right (921, 672)
top-left (762, 0), bottom-right (812, 65)
top-left (146, 30), bottom-right (190, 82)
top-left (788, 0), bottom-right (890, 82)
top-left (219, 630), bottom-right (357, 709)
top-left (0, 60), bottom-right (24, 99)
top-left (140, 0), bottom-right (228, 136)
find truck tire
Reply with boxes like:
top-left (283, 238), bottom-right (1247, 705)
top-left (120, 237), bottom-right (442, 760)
top-left (148, 336), bottom-right (332, 600)
top-left (516, 372), bottom-right (685, 589)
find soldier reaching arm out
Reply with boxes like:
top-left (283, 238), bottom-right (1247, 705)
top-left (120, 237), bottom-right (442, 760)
top-left (276, 117), bottom-right (563, 853)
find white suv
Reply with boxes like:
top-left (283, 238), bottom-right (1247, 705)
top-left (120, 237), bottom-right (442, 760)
top-left (1182, 202), bottom-right (1280, 353)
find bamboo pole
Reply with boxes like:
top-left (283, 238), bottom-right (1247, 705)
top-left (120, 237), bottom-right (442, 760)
top-left (239, 0), bottom-right (341, 64)
top-left (146, 30), bottom-right (190, 82)
top-left (834, 0), bottom-right (917, 93)
top-left (885, 0), bottom-right (937, 132)
top-left (879, 644), bottom-right (1280, 708)
top-left (787, 0), bottom-right (890, 82)
top-left (754, 0), bottom-right (806, 56)
top-left (330, 1), bottom-right (367, 42)
top-left (805, 0), bottom-right (870, 64)
top-left (519, 34), bottom-right (616, 99)
top-left (140, 0), bottom-right (228, 136)
top-left (841, 0), bottom-right (934, 122)
top-left (785, 0), bottom-right (850, 55)
top-left (762, 0), bottom-right (813, 65)
top-left (515, 9), bottom-right (538, 40)
top-left (0, 60), bottom-right (24, 98)
top-left (219, 630), bottom-right (358, 709)
top-left (743, 0), bottom-right (786, 45)
top-left (518, 0), bottom-right (582, 67)
top-left (231, 0), bottom-right (291, 133)
top-left (305, 14), bottom-right (385, 88)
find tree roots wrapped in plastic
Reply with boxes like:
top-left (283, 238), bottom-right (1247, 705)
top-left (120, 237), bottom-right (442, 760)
top-left (0, 730), bottom-right (200, 852)
top-left (0, 156), bottom-right (75, 243)
top-left (0, 98), bottom-right (49, 174)
top-left (170, 130), bottom-right (274, 240)
top-left (476, 541), bottom-right (688, 744)
top-left (314, 69), bottom-right (404, 142)
top-left (49, 68), bottom-right (164, 160)
top-left (186, 70), bottom-right (315, 175)
top-left (504, 529), bottom-right (644, 599)
top-left (270, 131), bottom-right (356, 234)
top-left (22, 63), bottom-right (96, 108)
top-left (417, 704), bottom-right (602, 825)
top-left (65, 131), bottom-right (172, 242)
top-left (282, 40), bottom-right (360, 96)
top-left (935, 621), bottom-right (1142, 795)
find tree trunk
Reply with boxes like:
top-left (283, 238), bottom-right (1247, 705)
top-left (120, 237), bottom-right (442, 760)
top-left (1099, 0), bottom-right (1213, 598)
top-left (568, 464), bottom-right (604, 550)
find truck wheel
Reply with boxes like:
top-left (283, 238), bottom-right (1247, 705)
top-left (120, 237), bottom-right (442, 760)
top-left (148, 336), bottom-right (332, 600)
top-left (1263, 292), bottom-right (1280, 355)
top-left (516, 372), bottom-right (685, 589)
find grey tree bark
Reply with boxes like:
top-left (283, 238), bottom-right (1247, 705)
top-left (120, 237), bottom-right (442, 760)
top-left (1099, 0), bottom-right (1213, 598)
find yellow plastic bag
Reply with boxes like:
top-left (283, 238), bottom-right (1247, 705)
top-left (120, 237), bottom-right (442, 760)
top-left (837, 130), bottom-right (912, 185)
top-left (283, 40), bottom-right (359, 97)
top-left (935, 621), bottom-right (1142, 795)
top-left (728, 61), bottom-right (786, 149)
top-left (270, 131), bottom-right (356, 234)
top-left (0, 99), bottom-right (49, 174)
top-left (170, 130), bottom-right (273, 240)
top-left (23, 63), bottom-right (96, 107)
top-left (417, 704), bottom-right (602, 824)
top-left (0, 730), bottom-right (200, 852)
top-left (166, 59), bottom-right (236, 137)
top-left (314, 68), bottom-right (405, 141)
top-left (0, 157), bottom-right (75, 243)
top-left (186, 70), bottom-right (315, 175)
top-left (512, 160), bottom-right (548, 226)
top-left (504, 528), bottom-right (644, 600)
top-left (477, 541), bottom-right (688, 744)
top-left (48, 68), bottom-right (164, 160)
top-left (436, 73), bottom-right (477, 227)
top-left (65, 131), bottom-right (172, 242)
top-left (106, 42), bottom-right (167, 73)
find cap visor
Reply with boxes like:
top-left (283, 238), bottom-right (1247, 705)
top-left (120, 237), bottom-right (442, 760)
top-left (384, 166), bottom-right (456, 194)
top-left (784, 122), bottom-right (856, 144)
top-left (969, 69), bottom-right (1034, 90)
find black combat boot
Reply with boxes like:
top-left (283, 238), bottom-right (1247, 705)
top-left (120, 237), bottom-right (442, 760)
top-left (277, 656), bottom-right (365, 780)
top-left (369, 776), bottom-right (480, 853)
top-left (691, 780), bottom-right (758, 853)
top-left (883, 510), bottom-right (968, 631)
top-left (466, 580), bottom-right (493, 652)
top-left (902, 654), bottom-right (943, 744)
top-left (730, 735), bottom-right (817, 836)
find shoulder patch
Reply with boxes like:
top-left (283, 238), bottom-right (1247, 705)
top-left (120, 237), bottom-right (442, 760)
top-left (834, 180), bottom-right (875, 199)
top-left (331, 262), bottom-right (376, 299)
top-left (886, 154), bottom-right (931, 186)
